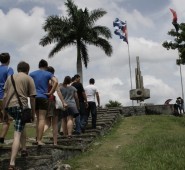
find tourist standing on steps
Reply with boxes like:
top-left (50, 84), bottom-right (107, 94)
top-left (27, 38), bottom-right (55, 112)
top-left (0, 53), bottom-right (14, 145)
top-left (3, 61), bottom-right (36, 170)
top-left (85, 78), bottom-right (100, 129)
top-left (59, 76), bottom-right (79, 138)
top-left (30, 59), bottom-right (58, 145)
top-left (44, 66), bottom-right (59, 145)
top-left (72, 74), bottom-right (88, 134)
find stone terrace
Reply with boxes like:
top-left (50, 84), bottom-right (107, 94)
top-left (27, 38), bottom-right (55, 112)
top-left (0, 108), bottom-right (121, 170)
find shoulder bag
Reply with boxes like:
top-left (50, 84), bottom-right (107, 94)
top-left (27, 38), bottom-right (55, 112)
top-left (11, 75), bottom-right (33, 123)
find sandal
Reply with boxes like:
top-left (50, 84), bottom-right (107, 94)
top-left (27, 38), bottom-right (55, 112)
top-left (67, 135), bottom-right (72, 139)
top-left (37, 141), bottom-right (45, 146)
top-left (8, 165), bottom-right (20, 170)
top-left (21, 150), bottom-right (28, 157)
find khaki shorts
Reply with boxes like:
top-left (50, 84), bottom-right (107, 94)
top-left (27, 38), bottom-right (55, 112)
top-left (46, 100), bottom-right (57, 117)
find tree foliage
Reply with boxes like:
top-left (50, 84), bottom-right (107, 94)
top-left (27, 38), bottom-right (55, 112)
top-left (39, 0), bottom-right (113, 82)
top-left (162, 23), bottom-right (185, 65)
top-left (105, 100), bottom-right (123, 108)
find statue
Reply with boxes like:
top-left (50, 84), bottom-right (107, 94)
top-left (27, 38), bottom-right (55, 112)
top-left (130, 56), bottom-right (150, 102)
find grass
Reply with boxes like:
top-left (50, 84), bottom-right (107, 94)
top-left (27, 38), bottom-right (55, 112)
top-left (0, 123), bottom-right (37, 141)
top-left (63, 115), bottom-right (185, 170)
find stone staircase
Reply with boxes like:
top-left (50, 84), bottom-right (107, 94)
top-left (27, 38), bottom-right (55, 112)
top-left (0, 108), bottom-right (121, 170)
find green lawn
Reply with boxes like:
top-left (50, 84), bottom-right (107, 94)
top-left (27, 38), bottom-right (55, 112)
top-left (63, 115), bottom-right (185, 170)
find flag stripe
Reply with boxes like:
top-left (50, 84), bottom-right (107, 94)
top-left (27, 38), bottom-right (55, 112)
top-left (113, 18), bottom-right (128, 44)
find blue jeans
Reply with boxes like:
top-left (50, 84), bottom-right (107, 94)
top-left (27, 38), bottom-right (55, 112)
top-left (87, 102), bottom-right (97, 129)
top-left (79, 102), bottom-right (88, 130)
top-left (75, 115), bottom-right (81, 133)
top-left (75, 102), bottom-right (88, 133)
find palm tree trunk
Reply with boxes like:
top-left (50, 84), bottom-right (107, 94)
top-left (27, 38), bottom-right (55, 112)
top-left (77, 44), bottom-right (83, 83)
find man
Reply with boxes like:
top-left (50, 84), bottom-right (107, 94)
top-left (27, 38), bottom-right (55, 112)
top-left (30, 59), bottom-right (58, 145)
top-left (0, 52), bottom-right (14, 144)
top-left (72, 74), bottom-right (88, 134)
top-left (3, 61), bottom-right (36, 170)
top-left (177, 97), bottom-right (184, 114)
top-left (85, 78), bottom-right (100, 129)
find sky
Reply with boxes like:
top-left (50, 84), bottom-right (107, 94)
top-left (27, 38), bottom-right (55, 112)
top-left (0, 0), bottom-right (185, 106)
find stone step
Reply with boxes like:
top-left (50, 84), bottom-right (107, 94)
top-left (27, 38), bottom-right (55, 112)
top-left (0, 108), bottom-right (121, 170)
top-left (1, 155), bottom-right (53, 170)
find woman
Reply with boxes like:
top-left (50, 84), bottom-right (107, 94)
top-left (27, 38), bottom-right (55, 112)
top-left (58, 76), bottom-right (79, 138)
top-left (44, 66), bottom-right (66, 145)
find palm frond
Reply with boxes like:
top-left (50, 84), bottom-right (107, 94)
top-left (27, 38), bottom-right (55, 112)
top-left (65, 0), bottom-right (78, 23)
top-left (49, 41), bottom-right (76, 58)
top-left (92, 26), bottom-right (112, 39)
top-left (89, 38), bottom-right (113, 56)
top-left (79, 41), bottom-right (89, 68)
top-left (89, 9), bottom-right (107, 23)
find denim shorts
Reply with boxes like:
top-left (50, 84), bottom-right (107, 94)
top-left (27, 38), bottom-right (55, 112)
top-left (6, 106), bottom-right (25, 132)
top-left (61, 106), bottom-right (79, 118)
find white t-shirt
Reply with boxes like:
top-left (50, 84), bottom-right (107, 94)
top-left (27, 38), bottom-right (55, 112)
top-left (85, 84), bottom-right (98, 102)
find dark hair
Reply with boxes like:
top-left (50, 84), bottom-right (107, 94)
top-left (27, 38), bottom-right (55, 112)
top-left (63, 76), bottom-right (71, 85)
top-left (0, 53), bottom-right (10, 64)
top-left (47, 66), bottom-right (55, 74)
top-left (71, 76), bottom-right (75, 82)
top-left (38, 59), bottom-right (48, 68)
top-left (89, 78), bottom-right (95, 84)
top-left (17, 61), bottom-right (30, 73)
top-left (74, 74), bottom-right (80, 79)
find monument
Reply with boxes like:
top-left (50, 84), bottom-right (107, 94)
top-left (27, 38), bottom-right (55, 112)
top-left (130, 56), bottom-right (150, 102)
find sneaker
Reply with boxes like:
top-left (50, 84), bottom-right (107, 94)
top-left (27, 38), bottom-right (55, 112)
top-left (73, 131), bottom-right (81, 135)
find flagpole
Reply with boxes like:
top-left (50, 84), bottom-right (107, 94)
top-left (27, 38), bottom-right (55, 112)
top-left (113, 18), bottom-right (134, 106)
top-left (127, 44), bottom-right (133, 90)
top-left (126, 21), bottom-right (134, 106)
top-left (178, 52), bottom-right (184, 109)
top-left (177, 31), bottom-right (184, 111)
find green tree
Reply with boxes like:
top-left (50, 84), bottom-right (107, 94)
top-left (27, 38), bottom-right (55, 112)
top-left (162, 23), bottom-right (185, 65)
top-left (39, 0), bottom-right (113, 82)
top-left (105, 100), bottom-right (123, 108)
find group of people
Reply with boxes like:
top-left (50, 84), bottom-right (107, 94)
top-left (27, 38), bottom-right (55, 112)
top-left (0, 53), bottom-right (100, 170)
top-left (174, 97), bottom-right (184, 116)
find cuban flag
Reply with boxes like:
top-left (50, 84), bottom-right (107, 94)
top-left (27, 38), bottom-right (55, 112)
top-left (113, 18), bottom-right (128, 44)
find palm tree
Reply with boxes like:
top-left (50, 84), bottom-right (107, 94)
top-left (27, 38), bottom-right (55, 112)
top-left (39, 0), bottom-right (113, 83)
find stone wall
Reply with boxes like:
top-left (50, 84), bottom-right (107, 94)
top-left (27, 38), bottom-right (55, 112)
top-left (115, 104), bottom-right (174, 116)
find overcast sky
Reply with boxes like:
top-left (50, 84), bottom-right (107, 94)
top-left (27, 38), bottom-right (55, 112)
top-left (0, 0), bottom-right (185, 106)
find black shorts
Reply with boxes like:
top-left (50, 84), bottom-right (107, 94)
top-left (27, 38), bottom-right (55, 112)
top-left (35, 98), bottom-right (49, 110)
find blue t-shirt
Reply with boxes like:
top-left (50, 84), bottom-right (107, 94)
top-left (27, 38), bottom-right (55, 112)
top-left (29, 70), bottom-right (53, 98)
top-left (0, 65), bottom-right (14, 99)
